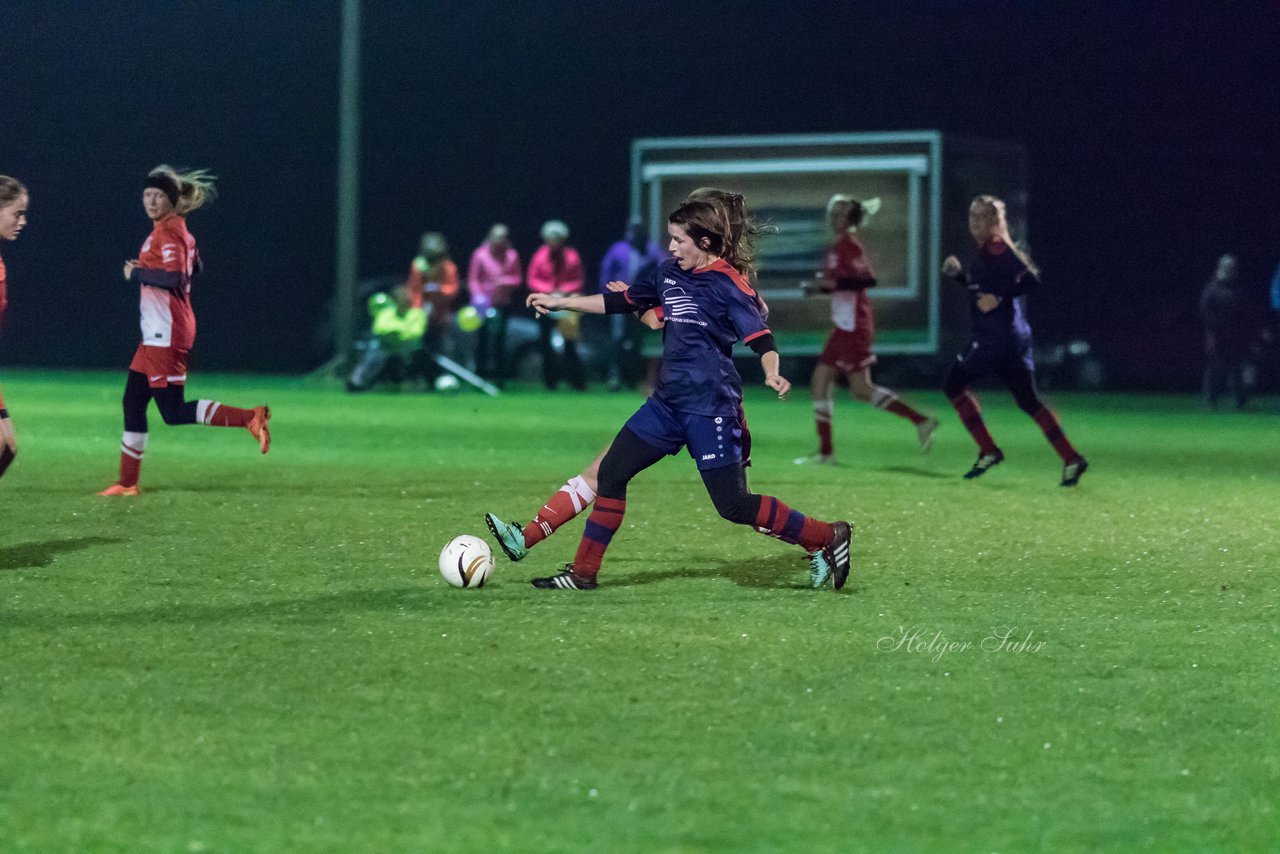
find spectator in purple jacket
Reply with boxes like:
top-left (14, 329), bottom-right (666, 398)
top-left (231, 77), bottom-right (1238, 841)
top-left (599, 219), bottom-right (665, 390)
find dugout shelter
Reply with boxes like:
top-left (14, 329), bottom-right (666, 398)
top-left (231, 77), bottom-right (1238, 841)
top-left (630, 131), bottom-right (1029, 362)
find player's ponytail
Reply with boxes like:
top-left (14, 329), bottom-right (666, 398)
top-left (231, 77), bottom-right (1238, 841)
top-left (972, 194), bottom-right (1039, 277)
top-left (683, 187), bottom-right (776, 280)
top-left (0, 176), bottom-right (27, 208)
top-left (150, 165), bottom-right (218, 216)
top-left (826, 194), bottom-right (881, 234)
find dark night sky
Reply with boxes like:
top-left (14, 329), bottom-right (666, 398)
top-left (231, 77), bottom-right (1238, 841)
top-left (2, 1), bottom-right (1277, 385)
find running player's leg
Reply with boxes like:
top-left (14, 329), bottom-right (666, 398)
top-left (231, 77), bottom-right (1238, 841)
top-left (100, 370), bottom-right (151, 495)
top-left (487, 446), bottom-right (604, 562)
top-left (174, 388), bottom-right (271, 454)
top-left (0, 391), bottom-right (16, 480)
top-left (701, 463), bottom-right (852, 589)
top-left (802, 362), bottom-right (837, 462)
top-left (944, 359), bottom-right (1004, 477)
top-left (847, 367), bottom-right (938, 451)
top-left (1001, 362), bottom-right (1087, 484)
top-left (532, 427), bottom-right (667, 589)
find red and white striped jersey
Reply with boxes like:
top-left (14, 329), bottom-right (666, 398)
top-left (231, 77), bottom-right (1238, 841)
top-left (821, 233), bottom-right (876, 334)
top-left (131, 214), bottom-right (198, 350)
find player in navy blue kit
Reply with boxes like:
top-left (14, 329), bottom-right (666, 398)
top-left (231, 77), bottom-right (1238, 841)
top-left (524, 193), bottom-right (853, 591)
top-left (942, 195), bottom-right (1087, 486)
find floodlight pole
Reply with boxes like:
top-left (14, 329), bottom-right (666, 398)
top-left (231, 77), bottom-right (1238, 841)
top-left (333, 0), bottom-right (361, 371)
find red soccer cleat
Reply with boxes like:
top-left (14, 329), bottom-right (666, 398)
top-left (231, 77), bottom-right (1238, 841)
top-left (247, 405), bottom-right (271, 454)
top-left (97, 483), bottom-right (140, 497)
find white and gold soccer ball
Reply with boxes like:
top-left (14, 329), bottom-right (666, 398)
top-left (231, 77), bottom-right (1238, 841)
top-left (438, 535), bottom-right (494, 588)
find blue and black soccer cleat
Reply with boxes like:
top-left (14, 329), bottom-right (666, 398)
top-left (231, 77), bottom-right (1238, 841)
top-left (485, 512), bottom-right (529, 562)
top-left (809, 548), bottom-right (833, 588)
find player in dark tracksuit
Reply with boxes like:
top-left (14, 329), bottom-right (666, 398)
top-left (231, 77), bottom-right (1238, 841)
top-left (942, 194), bottom-right (1088, 486)
top-left (524, 194), bottom-right (853, 591)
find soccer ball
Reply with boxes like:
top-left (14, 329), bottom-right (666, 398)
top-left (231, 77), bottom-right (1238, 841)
top-left (434, 374), bottom-right (460, 394)
top-left (438, 535), bottom-right (494, 588)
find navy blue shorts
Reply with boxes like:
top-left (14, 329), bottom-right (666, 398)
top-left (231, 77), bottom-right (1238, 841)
top-left (956, 336), bottom-right (1034, 377)
top-left (624, 395), bottom-right (745, 471)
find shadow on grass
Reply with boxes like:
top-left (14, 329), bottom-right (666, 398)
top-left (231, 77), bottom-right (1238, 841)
top-left (0, 586), bottom-right (442, 631)
top-left (877, 465), bottom-right (954, 480)
top-left (618, 554), bottom-right (829, 591)
top-left (0, 536), bottom-right (125, 571)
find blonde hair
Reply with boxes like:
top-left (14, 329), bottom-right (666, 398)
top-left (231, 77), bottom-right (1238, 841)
top-left (150, 164), bottom-right (217, 216)
top-left (971, 194), bottom-right (1037, 276)
top-left (826, 194), bottom-right (880, 235)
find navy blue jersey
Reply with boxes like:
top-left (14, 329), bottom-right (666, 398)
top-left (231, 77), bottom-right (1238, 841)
top-left (621, 258), bottom-right (769, 416)
top-left (960, 238), bottom-right (1039, 343)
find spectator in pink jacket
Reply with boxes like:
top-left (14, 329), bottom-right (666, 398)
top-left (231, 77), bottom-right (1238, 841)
top-left (468, 223), bottom-right (523, 385)
top-left (526, 220), bottom-right (586, 390)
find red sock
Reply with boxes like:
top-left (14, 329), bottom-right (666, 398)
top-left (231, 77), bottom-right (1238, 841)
top-left (119, 431), bottom-right (147, 487)
top-left (523, 475), bottom-right (596, 548)
top-left (1032, 406), bottom-right (1080, 462)
top-left (885, 398), bottom-right (927, 425)
top-left (572, 496), bottom-right (626, 576)
top-left (813, 400), bottom-right (833, 455)
top-left (753, 495), bottom-right (833, 552)
top-left (198, 400), bottom-right (252, 428)
top-left (949, 392), bottom-right (999, 455)
top-left (870, 386), bottom-right (927, 425)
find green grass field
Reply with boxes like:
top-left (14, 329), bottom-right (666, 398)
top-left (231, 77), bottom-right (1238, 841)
top-left (1, 371), bottom-right (1277, 852)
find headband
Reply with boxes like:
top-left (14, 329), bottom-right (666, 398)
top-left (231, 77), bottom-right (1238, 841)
top-left (144, 174), bottom-right (180, 207)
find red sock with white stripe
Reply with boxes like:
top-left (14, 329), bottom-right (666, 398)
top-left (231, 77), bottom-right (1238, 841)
top-left (523, 475), bottom-right (596, 548)
top-left (196, 400), bottom-right (253, 428)
top-left (118, 431), bottom-right (147, 487)
top-left (812, 399), bottom-right (834, 455)
top-left (870, 386), bottom-right (927, 425)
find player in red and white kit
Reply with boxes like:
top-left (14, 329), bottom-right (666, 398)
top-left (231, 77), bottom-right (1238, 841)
top-left (0, 176), bottom-right (29, 480)
top-left (796, 195), bottom-right (938, 464)
top-left (97, 166), bottom-right (270, 496)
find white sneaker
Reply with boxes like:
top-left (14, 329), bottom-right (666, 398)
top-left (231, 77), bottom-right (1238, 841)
top-left (793, 453), bottom-right (835, 465)
top-left (917, 417), bottom-right (940, 453)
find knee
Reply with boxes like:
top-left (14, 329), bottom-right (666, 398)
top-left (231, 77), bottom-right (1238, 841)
top-left (848, 375), bottom-right (873, 400)
top-left (596, 456), bottom-right (630, 499)
top-left (709, 486), bottom-right (755, 525)
top-left (942, 372), bottom-right (967, 400)
top-left (155, 400), bottom-right (185, 425)
top-left (1013, 393), bottom-right (1042, 416)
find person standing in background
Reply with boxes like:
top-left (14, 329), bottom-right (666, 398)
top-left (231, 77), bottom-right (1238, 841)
top-left (599, 218), bottom-right (665, 390)
top-left (467, 223), bottom-right (522, 386)
top-left (527, 220), bottom-right (586, 390)
top-left (1199, 253), bottom-right (1250, 409)
top-left (407, 232), bottom-right (459, 386)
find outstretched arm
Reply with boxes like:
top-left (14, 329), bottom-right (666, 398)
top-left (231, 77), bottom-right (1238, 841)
top-left (526, 291), bottom-right (607, 316)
